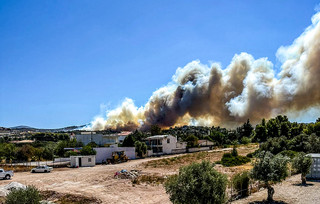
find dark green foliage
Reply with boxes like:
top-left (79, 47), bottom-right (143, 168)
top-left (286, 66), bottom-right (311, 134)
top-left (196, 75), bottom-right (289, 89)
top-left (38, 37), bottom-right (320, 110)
top-left (185, 134), bottom-right (198, 148)
top-left (231, 146), bottom-right (238, 157)
top-left (164, 161), bottom-right (227, 204)
top-left (232, 171), bottom-right (250, 198)
top-left (31, 132), bottom-right (69, 142)
top-left (150, 125), bottom-right (161, 136)
top-left (246, 149), bottom-right (260, 158)
top-left (278, 150), bottom-right (298, 159)
top-left (135, 141), bottom-right (147, 158)
top-left (80, 145), bottom-right (96, 155)
top-left (5, 185), bottom-right (41, 204)
top-left (237, 119), bottom-right (253, 138)
top-left (122, 130), bottom-right (147, 147)
top-left (220, 153), bottom-right (250, 167)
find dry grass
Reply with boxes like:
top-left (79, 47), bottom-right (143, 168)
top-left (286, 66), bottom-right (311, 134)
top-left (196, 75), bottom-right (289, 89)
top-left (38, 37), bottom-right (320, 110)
top-left (132, 174), bottom-right (167, 185)
top-left (143, 144), bottom-right (258, 170)
top-left (41, 190), bottom-right (102, 204)
top-left (0, 165), bottom-right (35, 172)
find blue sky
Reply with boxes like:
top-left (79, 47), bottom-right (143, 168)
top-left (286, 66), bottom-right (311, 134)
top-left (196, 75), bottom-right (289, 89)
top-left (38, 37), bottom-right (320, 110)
top-left (0, 0), bottom-right (319, 128)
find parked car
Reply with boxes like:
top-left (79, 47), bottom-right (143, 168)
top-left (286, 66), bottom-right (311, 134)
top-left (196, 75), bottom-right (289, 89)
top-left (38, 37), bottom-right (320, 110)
top-left (31, 165), bottom-right (53, 173)
top-left (0, 168), bottom-right (14, 180)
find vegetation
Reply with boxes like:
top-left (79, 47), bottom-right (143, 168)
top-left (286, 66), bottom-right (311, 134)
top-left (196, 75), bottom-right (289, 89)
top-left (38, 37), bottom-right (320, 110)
top-left (164, 161), bottom-right (227, 204)
top-left (251, 151), bottom-right (289, 202)
top-left (185, 134), bottom-right (198, 148)
top-left (292, 152), bottom-right (313, 185)
top-left (232, 171), bottom-right (250, 198)
top-left (80, 145), bottom-right (96, 155)
top-left (220, 153), bottom-right (251, 167)
top-left (135, 141), bottom-right (147, 158)
top-left (5, 186), bottom-right (41, 204)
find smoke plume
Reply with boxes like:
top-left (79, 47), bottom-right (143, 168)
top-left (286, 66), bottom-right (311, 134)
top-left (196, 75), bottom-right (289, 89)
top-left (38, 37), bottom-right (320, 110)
top-left (88, 12), bottom-right (320, 131)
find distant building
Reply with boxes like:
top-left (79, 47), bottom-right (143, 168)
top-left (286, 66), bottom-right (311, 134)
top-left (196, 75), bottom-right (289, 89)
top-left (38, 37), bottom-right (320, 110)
top-left (75, 131), bottom-right (131, 146)
top-left (307, 153), bottom-right (320, 179)
top-left (198, 140), bottom-right (214, 147)
top-left (145, 135), bottom-right (187, 156)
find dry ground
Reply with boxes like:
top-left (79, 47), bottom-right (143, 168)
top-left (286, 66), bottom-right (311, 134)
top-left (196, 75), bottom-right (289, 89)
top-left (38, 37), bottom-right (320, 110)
top-left (0, 144), bottom-right (261, 204)
top-left (233, 174), bottom-right (320, 204)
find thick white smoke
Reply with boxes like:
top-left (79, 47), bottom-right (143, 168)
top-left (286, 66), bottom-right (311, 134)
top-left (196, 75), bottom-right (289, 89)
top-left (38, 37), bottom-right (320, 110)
top-left (88, 12), bottom-right (320, 131)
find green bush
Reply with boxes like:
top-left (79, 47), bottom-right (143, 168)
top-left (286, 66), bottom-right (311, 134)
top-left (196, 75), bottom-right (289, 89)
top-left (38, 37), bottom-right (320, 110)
top-left (241, 137), bottom-right (251, 144)
top-left (5, 185), bottom-right (41, 204)
top-left (220, 153), bottom-right (251, 167)
top-left (278, 150), bottom-right (298, 159)
top-left (246, 149), bottom-right (260, 158)
top-left (164, 161), bottom-right (227, 204)
top-left (232, 171), bottom-right (250, 198)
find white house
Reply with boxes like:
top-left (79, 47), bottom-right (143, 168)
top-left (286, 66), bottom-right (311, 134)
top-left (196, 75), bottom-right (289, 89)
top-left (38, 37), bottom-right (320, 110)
top-left (307, 153), bottom-right (320, 179)
top-left (70, 155), bottom-right (96, 167)
top-left (75, 131), bottom-right (130, 146)
top-left (145, 135), bottom-right (187, 156)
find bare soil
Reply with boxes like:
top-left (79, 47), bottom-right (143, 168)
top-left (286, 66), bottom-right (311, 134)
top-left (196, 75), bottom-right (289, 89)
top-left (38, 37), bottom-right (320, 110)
top-left (233, 174), bottom-right (320, 204)
top-left (0, 145), bottom-right (258, 204)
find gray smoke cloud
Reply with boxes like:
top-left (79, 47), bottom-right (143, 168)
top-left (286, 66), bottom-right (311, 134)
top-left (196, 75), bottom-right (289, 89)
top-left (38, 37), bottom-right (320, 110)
top-left (88, 12), bottom-right (320, 131)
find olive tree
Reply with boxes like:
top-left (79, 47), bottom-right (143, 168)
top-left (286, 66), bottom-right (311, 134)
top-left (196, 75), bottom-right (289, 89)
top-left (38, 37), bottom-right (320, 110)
top-left (251, 151), bottom-right (289, 202)
top-left (164, 160), bottom-right (227, 204)
top-left (292, 152), bottom-right (312, 185)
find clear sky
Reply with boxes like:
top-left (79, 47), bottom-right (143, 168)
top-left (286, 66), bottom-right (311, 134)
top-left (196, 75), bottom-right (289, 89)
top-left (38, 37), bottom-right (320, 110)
top-left (0, 0), bottom-right (319, 128)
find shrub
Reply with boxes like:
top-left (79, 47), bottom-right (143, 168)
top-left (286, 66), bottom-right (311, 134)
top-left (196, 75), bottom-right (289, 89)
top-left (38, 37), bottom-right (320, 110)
top-left (5, 185), bottom-right (41, 204)
top-left (164, 161), bottom-right (227, 204)
top-left (278, 150), bottom-right (298, 159)
top-left (220, 153), bottom-right (251, 167)
top-left (232, 171), bottom-right (250, 198)
top-left (246, 149), bottom-right (260, 158)
top-left (241, 137), bottom-right (251, 144)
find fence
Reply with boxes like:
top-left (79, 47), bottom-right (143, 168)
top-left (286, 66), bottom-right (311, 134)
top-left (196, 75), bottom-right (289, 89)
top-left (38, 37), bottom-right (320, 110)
top-left (227, 180), bottom-right (266, 203)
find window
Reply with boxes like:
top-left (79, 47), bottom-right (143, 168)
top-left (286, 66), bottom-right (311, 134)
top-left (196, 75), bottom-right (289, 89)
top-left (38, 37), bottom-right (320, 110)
top-left (0, 170), bottom-right (3, 173)
top-left (167, 138), bottom-right (170, 143)
top-left (88, 158), bottom-right (92, 162)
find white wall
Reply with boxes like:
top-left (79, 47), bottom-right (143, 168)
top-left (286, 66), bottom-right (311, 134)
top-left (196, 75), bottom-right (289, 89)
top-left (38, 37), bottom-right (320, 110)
top-left (70, 155), bottom-right (95, 167)
top-left (188, 147), bottom-right (210, 153)
top-left (162, 135), bottom-right (178, 154)
top-left (94, 147), bottom-right (136, 163)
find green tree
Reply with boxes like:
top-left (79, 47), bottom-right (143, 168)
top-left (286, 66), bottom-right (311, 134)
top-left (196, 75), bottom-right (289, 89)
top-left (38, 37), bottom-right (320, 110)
top-left (292, 153), bottom-right (312, 185)
top-left (134, 141), bottom-right (147, 158)
top-left (150, 125), bottom-right (161, 136)
top-left (251, 151), bottom-right (289, 202)
top-left (122, 134), bottom-right (136, 147)
top-left (185, 134), bottom-right (198, 148)
top-left (164, 161), bottom-right (227, 204)
top-left (80, 145), bottom-right (96, 155)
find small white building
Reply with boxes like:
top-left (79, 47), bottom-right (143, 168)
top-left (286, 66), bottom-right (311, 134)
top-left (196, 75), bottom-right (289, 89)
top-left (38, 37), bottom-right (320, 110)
top-left (70, 155), bottom-right (96, 167)
top-left (145, 135), bottom-right (187, 156)
top-left (307, 153), bottom-right (320, 179)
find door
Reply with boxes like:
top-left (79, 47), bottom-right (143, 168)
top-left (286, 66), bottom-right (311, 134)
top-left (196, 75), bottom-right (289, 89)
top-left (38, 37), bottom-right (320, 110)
top-left (79, 158), bottom-right (82, 167)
